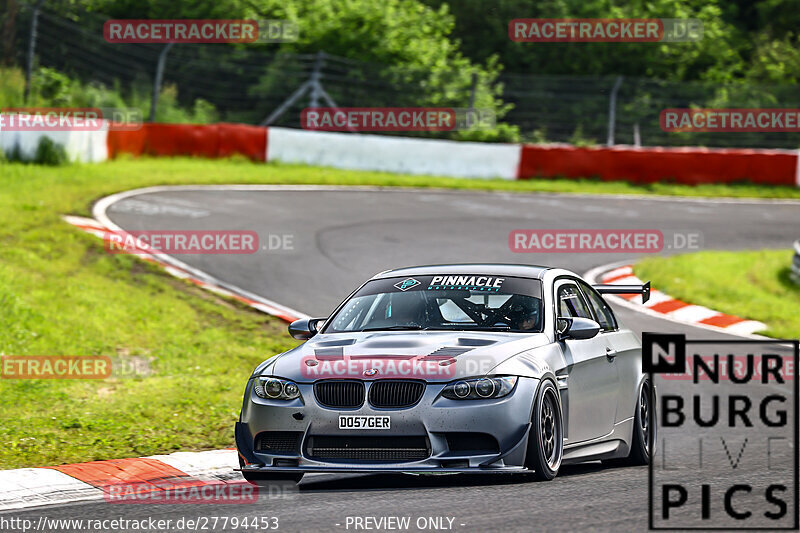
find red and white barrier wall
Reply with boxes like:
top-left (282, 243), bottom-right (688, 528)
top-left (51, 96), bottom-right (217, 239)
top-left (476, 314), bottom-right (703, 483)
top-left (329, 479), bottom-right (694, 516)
top-left (517, 144), bottom-right (799, 187)
top-left (6, 122), bottom-right (800, 186)
top-left (0, 123), bottom-right (109, 163)
top-left (265, 128), bottom-right (523, 179)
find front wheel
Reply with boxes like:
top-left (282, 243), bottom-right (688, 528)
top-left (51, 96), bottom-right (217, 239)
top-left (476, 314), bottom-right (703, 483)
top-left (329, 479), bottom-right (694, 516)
top-left (525, 379), bottom-right (564, 481)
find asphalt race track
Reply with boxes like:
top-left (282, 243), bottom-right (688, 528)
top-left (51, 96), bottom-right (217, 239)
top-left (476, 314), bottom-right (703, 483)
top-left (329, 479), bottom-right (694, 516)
top-left (8, 187), bottom-right (800, 532)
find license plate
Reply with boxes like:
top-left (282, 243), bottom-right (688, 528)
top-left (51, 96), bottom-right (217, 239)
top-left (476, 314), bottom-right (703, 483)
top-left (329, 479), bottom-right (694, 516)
top-left (338, 415), bottom-right (391, 430)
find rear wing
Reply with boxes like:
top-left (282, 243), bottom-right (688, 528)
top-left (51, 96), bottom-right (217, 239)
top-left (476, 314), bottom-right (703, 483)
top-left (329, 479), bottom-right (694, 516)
top-left (592, 281), bottom-right (650, 304)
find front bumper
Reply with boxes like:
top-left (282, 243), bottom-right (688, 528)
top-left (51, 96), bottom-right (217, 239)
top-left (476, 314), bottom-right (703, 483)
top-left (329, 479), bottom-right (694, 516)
top-left (236, 377), bottom-right (539, 473)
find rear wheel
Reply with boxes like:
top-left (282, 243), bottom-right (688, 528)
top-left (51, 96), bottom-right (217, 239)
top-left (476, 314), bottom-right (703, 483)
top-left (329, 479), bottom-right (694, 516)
top-left (604, 378), bottom-right (654, 467)
top-left (627, 379), bottom-right (654, 465)
top-left (525, 380), bottom-right (563, 481)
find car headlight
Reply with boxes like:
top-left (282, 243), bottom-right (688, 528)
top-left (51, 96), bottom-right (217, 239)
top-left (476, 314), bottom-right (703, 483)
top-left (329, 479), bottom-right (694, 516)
top-left (254, 377), bottom-right (302, 400)
top-left (441, 376), bottom-right (517, 400)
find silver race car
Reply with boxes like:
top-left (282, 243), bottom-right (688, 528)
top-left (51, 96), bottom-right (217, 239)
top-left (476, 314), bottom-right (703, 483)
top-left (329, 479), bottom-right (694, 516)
top-left (236, 264), bottom-right (655, 482)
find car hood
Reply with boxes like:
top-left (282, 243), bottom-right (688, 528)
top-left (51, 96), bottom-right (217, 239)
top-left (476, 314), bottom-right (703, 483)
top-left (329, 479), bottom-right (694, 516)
top-left (265, 330), bottom-right (552, 383)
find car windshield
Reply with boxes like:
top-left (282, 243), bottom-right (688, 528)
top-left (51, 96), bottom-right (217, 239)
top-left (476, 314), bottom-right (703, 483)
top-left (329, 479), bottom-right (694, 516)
top-left (324, 274), bottom-right (543, 333)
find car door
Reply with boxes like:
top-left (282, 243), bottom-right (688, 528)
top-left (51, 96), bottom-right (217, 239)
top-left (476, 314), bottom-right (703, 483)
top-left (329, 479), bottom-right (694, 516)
top-left (555, 279), bottom-right (620, 444)
top-left (578, 279), bottom-right (637, 426)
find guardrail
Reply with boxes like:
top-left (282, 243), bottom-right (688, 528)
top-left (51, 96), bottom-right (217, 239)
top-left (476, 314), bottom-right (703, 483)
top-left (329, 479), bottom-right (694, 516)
top-left (5, 124), bottom-right (800, 186)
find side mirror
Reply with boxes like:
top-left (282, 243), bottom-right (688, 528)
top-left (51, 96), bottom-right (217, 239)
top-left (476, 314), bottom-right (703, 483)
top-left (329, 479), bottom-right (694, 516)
top-left (288, 317), bottom-right (326, 340)
top-left (557, 317), bottom-right (600, 340)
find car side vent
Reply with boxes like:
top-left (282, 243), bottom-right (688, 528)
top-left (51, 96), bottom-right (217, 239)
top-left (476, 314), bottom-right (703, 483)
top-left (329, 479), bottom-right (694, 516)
top-left (255, 431), bottom-right (302, 454)
top-left (445, 432), bottom-right (500, 454)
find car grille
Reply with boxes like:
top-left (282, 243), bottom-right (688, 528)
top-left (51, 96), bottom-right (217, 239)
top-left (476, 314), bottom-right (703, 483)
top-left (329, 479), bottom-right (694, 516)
top-left (314, 380), bottom-right (365, 408)
top-left (306, 436), bottom-right (430, 462)
top-left (255, 431), bottom-right (302, 454)
top-left (368, 380), bottom-right (425, 408)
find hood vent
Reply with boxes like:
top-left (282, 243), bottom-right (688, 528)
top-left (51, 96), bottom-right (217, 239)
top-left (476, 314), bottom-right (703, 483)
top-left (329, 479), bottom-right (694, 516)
top-left (314, 339), bottom-right (356, 347)
top-left (457, 338), bottom-right (497, 347)
top-left (429, 347), bottom-right (472, 357)
top-left (314, 347), bottom-right (344, 357)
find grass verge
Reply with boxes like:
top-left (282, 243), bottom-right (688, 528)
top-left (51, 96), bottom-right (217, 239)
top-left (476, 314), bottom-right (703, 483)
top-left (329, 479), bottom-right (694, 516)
top-left (635, 250), bottom-right (800, 338)
top-left (1, 157), bottom-right (798, 469)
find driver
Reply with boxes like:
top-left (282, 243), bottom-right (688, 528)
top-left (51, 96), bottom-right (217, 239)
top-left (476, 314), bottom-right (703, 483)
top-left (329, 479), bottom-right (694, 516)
top-left (509, 298), bottom-right (540, 331)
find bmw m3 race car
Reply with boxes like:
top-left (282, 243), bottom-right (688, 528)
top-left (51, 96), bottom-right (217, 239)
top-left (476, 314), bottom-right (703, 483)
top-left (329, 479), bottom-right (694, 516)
top-left (236, 264), bottom-right (655, 482)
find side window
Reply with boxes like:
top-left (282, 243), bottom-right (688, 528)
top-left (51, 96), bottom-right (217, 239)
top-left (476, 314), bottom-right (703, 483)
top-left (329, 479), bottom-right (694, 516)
top-left (557, 284), bottom-right (593, 319)
top-left (579, 281), bottom-right (618, 331)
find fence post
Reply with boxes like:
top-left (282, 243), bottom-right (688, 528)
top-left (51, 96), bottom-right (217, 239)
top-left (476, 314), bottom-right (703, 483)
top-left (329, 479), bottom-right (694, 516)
top-left (2, 0), bottom-right (20, 67)
top-left (467, 72), bottom-right (478, 112)
top-left (149, 42), bottom-right (174, 123)
top-left (606, 76), bottom-right (623, 146)
top-left (23, 0), bottom-right (45, 104)
top-left (308, 51), bottom-right (325, 108)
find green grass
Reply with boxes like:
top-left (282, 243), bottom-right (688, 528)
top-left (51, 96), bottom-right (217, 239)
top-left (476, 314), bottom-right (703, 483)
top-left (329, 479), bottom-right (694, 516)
top-left (1, 157), bottom-right (799, 470)
top-left (635, 250), bottom-right (800, 338)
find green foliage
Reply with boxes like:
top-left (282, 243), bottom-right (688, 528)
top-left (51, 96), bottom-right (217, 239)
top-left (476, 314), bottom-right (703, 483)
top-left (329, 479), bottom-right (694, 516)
top-left (34, 0), bottom-right (800, 87)
top-left (0, 66), bottom-right (216, 124)
top-left (526, 128), bottom-right (549, 144)
top-left (454, 122), bottom-right (520, 143)
top-left (568, 125), bottom-right (597, 147)
top-left (243, 0), bottom-right (510, 137)
top-left (421, 0), bottom-right (800, 86)
top-left (2, 138), bottom-right (69, 166)
top-left (33, 137), bottom-right (69, 166)
top-left (4, 143), bottom-right (24, 163)
top-left (636, 250), bottom-right (800, 338)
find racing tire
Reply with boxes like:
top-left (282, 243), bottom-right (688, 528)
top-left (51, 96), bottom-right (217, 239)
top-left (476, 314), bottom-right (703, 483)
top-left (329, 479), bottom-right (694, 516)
top-left (605, 378), bottom-right (654, 467)
top-left (627, 378), bottom-right (654, 465)
top-left (525, 379), bottom-right (563, 481)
